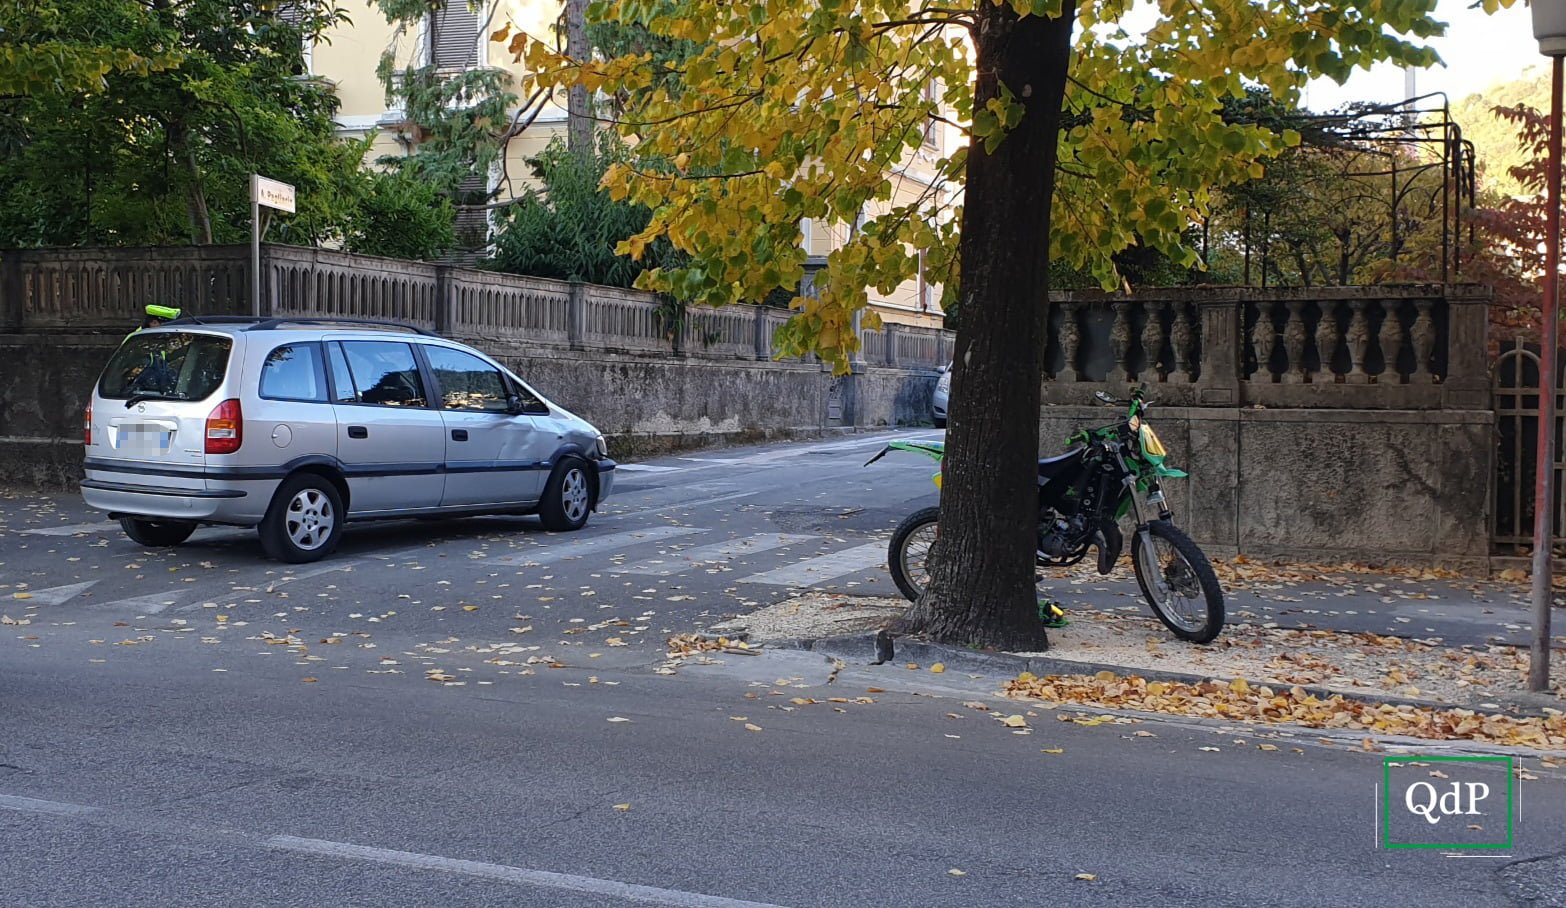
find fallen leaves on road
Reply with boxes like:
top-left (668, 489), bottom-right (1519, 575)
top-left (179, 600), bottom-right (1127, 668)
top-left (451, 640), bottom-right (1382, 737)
top-left (666, 634), bottom-right (751, 657)
top-left (1074, 873), bottom-right (1097, 882)
top-left (613, 804), bottom-right (631, 811)
top-left (1005, 671), bottom-right (1566, 750)
top-left (947, 869), bottom-right (966, 877)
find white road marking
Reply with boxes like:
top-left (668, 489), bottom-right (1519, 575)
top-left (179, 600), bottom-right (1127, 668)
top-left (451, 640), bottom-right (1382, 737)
top-left (602, 489), bottom-right (766, 519)
top-left (0, 795), bottom-right (101, 817)
top-left (616, 463), bottom-right (688, 474)
top-left (264, 836), bottom-right (789, 908)
top-left (739, 541), bottom-right (888, 587)
top-left (81, 561), bottom-right (367, 615)
top-left (611, 533), bottom-right (815, 576)
top-left (19, 521), bottom-right (123, 537)
top-left (489, 525), bottom-right (705, 567)
top-left (8, 581), bottom-right (98, 606)
top-left (679, 434), bottom-right (941, 468)
top-left (88, 591), bottom-right (184, 615)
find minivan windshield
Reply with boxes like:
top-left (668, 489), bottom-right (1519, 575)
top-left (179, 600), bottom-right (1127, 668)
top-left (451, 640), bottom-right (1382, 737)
top-left (99, 332), bottom-right (232, 403)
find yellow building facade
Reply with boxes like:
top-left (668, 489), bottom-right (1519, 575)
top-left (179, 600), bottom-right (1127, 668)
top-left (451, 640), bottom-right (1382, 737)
top-left (309, 1), bottom-right (946, 330)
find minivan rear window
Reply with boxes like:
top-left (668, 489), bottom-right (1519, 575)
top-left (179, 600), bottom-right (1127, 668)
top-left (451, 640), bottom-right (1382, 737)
top-left (99, 332), bottom-right (232, 402)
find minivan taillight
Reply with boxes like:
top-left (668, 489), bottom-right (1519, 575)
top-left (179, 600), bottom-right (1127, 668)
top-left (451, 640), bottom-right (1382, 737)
top-left (84, 401), bottom-right (92, 446)
top-left (205, 399), bottom-right (243, 454)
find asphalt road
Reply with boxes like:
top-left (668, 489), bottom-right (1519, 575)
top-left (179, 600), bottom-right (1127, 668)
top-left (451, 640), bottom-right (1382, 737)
top-left (3, 430), bottom-right (1564, 907)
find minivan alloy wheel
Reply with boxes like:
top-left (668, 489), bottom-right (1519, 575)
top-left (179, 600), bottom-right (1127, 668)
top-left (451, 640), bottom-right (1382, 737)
top-left (561, 468), bottom-right (589, 523)
top-left (285, 488), bottom-right (335, 551)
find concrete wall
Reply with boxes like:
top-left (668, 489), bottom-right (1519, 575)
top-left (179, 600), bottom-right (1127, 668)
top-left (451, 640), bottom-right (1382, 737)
top-left (1038, 406), bottom-right (1493, 570)
top-left (0, 332), bottom-right (938, 489)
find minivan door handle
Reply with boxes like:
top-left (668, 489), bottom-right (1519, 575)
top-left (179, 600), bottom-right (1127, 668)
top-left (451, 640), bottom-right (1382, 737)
top-left (346, 426), bottom-right (368, 439)
top-left (450, 429), bottom-right (469, 442)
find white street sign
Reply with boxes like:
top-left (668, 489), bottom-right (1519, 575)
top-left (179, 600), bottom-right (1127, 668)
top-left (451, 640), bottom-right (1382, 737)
top-left (251, 174), bottom-right (296, 214)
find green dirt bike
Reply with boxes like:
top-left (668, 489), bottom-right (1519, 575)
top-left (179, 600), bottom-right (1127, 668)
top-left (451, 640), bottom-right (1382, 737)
top-left (866, 386), bottom-right (1226, 643)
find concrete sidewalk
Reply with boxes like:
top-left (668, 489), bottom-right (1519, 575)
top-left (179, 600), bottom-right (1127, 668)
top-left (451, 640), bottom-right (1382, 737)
top-left (1044, 558), bottom-right (1565, 651)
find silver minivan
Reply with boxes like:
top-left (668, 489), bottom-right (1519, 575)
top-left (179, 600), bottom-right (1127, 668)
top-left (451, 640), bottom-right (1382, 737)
top-left (83, 318), bottom-right (615, 562)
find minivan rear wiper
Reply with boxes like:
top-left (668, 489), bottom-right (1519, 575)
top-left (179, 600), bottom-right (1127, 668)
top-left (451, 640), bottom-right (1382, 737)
top-left (124, 392), bottom-right (179, 408)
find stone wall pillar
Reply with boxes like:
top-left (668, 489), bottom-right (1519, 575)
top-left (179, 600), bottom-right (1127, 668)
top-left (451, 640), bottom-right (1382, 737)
top-left (0, 251), bottom-right (20, 331)
top-left (1442, 286), bottom-right (1492, 410)
top-left (1195, 298), bottom-right (1240, 405)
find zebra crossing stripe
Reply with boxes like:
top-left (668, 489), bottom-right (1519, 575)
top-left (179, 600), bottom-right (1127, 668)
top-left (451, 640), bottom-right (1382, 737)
top-left (488, 525), bottom-right (705, 566)
top-left (738, 541), bottom-right (888, 587)
top-left (610, 533), bottom-right (815, 576)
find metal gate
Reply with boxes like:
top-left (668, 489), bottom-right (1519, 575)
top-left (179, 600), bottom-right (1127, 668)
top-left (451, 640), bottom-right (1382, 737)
top-left (1493, 337), bottom-right (1566, 554)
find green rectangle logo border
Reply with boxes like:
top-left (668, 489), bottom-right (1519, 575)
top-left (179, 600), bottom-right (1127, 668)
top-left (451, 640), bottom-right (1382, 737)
top-left (1382, 756), bottom-right (1514, 850)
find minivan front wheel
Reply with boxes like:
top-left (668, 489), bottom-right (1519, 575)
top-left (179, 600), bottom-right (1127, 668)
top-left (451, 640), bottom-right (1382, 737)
top-left (259, 474), bottom-right (344, 563)
top-left (539, 458), bottom-right (593, 531)
top-left (120, 518), bottom-right (196, 548)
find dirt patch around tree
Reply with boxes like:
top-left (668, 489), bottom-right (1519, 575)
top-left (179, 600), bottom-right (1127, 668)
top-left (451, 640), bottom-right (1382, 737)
top-left (714, 593), bottom-right (1566, 708)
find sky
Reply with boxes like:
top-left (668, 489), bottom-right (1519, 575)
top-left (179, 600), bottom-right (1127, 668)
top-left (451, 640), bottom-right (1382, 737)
top-left (1301, 0), bottom-right (1541, 112)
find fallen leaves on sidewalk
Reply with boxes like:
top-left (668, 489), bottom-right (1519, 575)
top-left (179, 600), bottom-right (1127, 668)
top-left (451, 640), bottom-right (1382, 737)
top-left (1004, 671), bottom-right (1566, 751)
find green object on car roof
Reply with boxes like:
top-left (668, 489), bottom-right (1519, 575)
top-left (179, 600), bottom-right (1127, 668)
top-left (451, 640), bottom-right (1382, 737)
top-left (145, 304), bottom-right (182, 320)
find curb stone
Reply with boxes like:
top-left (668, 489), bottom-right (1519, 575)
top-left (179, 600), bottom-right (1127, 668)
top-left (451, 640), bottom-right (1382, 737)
top-left (791, 632), bottom-right (1562, 720)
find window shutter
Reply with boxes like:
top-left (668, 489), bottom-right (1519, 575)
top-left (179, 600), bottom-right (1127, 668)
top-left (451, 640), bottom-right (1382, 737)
top-left (430, 2), bottom-right (480, 69)
top-left (453, 172), bottom-right (490, 247)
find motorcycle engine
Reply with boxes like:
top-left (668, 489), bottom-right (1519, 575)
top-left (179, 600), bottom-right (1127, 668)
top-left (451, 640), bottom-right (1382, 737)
top-left (1038, 513), bottom-right (1088, 558)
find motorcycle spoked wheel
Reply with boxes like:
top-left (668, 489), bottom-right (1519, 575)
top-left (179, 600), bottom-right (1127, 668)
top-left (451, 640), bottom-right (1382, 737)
top-left (887, 508), bottom-right (1089, 604)
top-left (1131, 519), bottom-right (1226, 644)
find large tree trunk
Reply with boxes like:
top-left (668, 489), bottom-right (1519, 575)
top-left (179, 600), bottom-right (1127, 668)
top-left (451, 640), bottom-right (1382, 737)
top-left (171, 121), bottom-right (214, 245)
top-left (896, 2), bottom-right (1075, 652)
top-left (564, 0), bottom-right (593, 158)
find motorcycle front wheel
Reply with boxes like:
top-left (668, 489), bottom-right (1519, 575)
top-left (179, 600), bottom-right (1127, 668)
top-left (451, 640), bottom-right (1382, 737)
top-left (888, 506), bottom-right (941, 602)
top-left (1132, 520), bottom-right (1225, 643)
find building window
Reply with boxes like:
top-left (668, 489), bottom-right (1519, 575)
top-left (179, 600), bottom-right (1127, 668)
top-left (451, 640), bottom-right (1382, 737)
top-left (276, 4), bottom-right (312, 76)
top-left (429, 2), bottom-right (480, 70)
top-left (917, 250), bottom-right (930, 311)
top-left (922, 81), bottom-right (940, 153)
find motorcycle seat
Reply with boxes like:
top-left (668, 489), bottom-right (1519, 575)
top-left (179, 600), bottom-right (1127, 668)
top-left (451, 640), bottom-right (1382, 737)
top-left (1038, 449), bottom-right (1080, 478)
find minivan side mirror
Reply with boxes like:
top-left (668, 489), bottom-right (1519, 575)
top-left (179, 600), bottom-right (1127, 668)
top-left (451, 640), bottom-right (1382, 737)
top-left (507, 395), bottom-right (525, 414)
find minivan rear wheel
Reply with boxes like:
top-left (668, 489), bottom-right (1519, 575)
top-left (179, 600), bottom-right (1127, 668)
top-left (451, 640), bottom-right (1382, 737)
top-left (539, 457), bottom-right (592, 531)
top-left (259, 474), bottom-right (345, 563)
top-left (120, 518), bottom-right (196, 548)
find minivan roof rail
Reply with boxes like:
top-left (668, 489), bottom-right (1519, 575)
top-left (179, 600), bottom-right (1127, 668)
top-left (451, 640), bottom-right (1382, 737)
top-left (164, 315), bottom-right (439, 336)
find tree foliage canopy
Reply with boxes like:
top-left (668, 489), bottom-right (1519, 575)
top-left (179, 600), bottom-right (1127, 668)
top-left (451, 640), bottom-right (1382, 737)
top-left (501, 0), bottom-right (1467, 371)
top-left (0, 0), bottom-right (452, 257)
top-left (487, 133), bottom-right (686, 286)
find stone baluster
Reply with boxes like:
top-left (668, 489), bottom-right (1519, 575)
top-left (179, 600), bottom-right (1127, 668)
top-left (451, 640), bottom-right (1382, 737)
top-left (1378, 298), bottom-right (1404, 383)
top-left (1344, 299), bottom-right (1371, 384)
top-left (1108, 302), bottom-right (1132, 383)
top-left (1056, 302), bottom-right (1081, 382)
top-left (1410, 299), bottom-right (1437, 382)
top-left (1139, 301), bottom-right (1165, 382)
top-left (1313, 299), bottom-right (1340, 384)
top-left (1280, 300), bottom-right (1307, 384)
top-left (1170, 303), bottom-right (1195, 383)
top-left (1249, 302), bottom-right (1277, 382)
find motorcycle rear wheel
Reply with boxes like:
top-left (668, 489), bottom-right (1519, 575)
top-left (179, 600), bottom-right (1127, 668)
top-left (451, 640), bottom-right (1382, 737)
top-left (1132, 520), bottom-right (1225, 643)
top-left (888, 506), bottom-right (941, 602)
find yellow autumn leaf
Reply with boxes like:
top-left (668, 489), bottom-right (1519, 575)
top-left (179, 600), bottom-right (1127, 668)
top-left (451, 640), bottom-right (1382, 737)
top-left (744, 723), bottom-right (762, 732)
top-left (930, 663), bottom-right (946, 674)
top-left (1041, 747), bottom-right (1065, 754)
top-left (1075, 873), bottom-right (1097, 881)
top-left (463, 605), bottom-right (479, 612)
top-left (1000, 715), bottom-right (1028, 728)
top-left (613, 803), bottom-right (631, 811)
